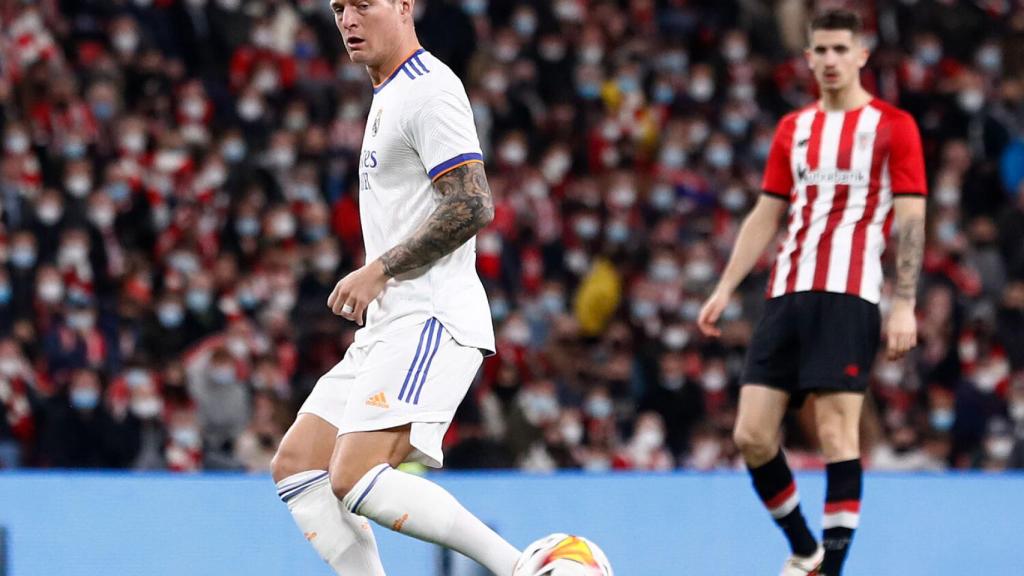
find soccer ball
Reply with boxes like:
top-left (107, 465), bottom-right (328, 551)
top-left (513, 533), bottom-right (614, 576)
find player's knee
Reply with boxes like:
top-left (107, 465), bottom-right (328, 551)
top-left (270, 446), bottom-right (299, 484)
top-left (330, 464), bottom-right (368, 502)
top-left (733, 425), bottom-right (774, 458)
top-left (817, 424), bottom-right (858, 459)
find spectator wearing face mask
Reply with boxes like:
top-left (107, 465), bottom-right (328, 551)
top-left (183, 272), bottom-right (226, 345)
top-left (615, 412), bottom-right (674, 471)
top-left (0, 339), bottom-right (36, 468)
top-left (185, 346), bottom-right (250, 469)
top-left (122, 365), bottom-right (168, 470)
top-left (41, 300), bottom-right (110, 384)
top-left (141, 293), bottom-right (191, 362)
top-left (233, 390), bottom-right (286, 473)
top-left (39, 369), bottom-right (126, 468)
top-left (8, 231), bottom-right (40, 318)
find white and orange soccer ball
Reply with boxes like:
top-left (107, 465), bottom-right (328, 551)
top-left (513, 533), bottom-right (614, 576)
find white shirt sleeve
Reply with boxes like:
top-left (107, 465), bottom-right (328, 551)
top-left (403, 83), bottom-right (484, 181)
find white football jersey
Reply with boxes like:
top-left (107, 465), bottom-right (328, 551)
top-left (354, 48), bottom-right (494, 354)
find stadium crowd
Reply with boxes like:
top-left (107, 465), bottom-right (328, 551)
top-left (0, 0), bottom-right (1023, 474)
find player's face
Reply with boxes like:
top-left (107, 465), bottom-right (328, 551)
top-left (806, 29), bottom-right (869, 93)
top-left (331, 0), bottom-right (405, 66)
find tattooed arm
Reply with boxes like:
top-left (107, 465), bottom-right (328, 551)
top-left (885, 196), bottom-right (927, 359)
top-left (379, 161), bottom-right (494, 277)
top-left (327, 161), bottom-right (493, 324)
top-left (893, 197), bottom-right (927, 302)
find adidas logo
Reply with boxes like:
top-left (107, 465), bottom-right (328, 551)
top-left (366, 392), bottom-right (389, 409)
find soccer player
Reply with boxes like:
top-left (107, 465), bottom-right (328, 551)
top-left (698, 10), bottom-right (927, 576)
top-left (270, 1), bottom-right (520, 574)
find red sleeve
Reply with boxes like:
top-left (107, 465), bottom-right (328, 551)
top-left (888, 113), bottom-right (928, 196)
top-left (761, 116), bottom-right (795, 200)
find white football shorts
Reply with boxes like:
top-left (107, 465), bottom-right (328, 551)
top-left (298, 317), bottom-right (482, 468)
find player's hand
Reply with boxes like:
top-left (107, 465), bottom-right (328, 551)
top-left (327, 260), bottom-right (389, 326)
top-left (698, 289), bottom-right (731, 338)
top-left (885, 300), bottom-right (918, 360)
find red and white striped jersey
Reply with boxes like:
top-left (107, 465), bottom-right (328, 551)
top-left (762, 98), bottom-right (927, 304)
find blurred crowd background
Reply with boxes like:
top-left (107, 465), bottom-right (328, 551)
top-left (0, 0), bottom-right (1022, 474)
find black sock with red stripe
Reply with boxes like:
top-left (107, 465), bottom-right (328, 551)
top-left (748, 449), bottom-right (818, 557)
top-left (821, 459), bottom-right (862, 576)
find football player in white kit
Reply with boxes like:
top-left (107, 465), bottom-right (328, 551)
top-left (270, 1), bottom-right (521, 574)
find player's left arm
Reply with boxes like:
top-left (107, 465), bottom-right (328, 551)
top-left (885, 112), bottom-right (928, 360)
top-left (378, 162), bottom-right (493, 276)
top-left (887, 196), bottom-right (926, 359)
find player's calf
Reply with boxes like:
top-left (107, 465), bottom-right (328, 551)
top-left (272, 415), bottom-right (386, 575)
top-left (746, 449), bottom-right (819, 559)
top-left (334, 430), bottom-right (519, 575)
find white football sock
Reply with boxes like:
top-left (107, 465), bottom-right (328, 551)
top-left (277, 470), bottom-right (386, 575)
top-left (343, 464), bottom-right (520, 576)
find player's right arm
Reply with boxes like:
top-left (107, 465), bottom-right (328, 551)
top-left (698, 195), bottom-right (787, 337)
top-left (699, 114), bottom-right (795, 338)
top-left (378, 162), bottom-right (493, 278)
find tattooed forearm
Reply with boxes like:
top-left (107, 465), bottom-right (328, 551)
top-left (894, 215), bottom-right (926, 302)
top-left (380, 162), bottom-right (494, 277)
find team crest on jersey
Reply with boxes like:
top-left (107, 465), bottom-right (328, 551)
top-left (857, 132), bottom-right (874, 151)
top-left (372, 109), bottom-right (383, 137)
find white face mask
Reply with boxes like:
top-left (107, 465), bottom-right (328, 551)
top-left (649, 259), bottom-right (680, 283)
top-left (4, 133), bottom-right (29, 154)
top-left (723, 41), bottom-right (748, 63)
top-left (560, 421), bottom-right (583, 445)
top-left (60, 243), bottom-right (89, 264)
top-left (68, 312), bottom-right (96, 331)
top-left (701, 370), bottom-right (727, 393)
top-left (154, 150), bottom-right (187, 173)
top-left (113, 31), bottom-right (139, 54)
top-left (564, 249), bottom-right (589, 275)
top-left (182, 98), bottom-right (206, 120)
top-left (690, 440), bottom-right (721, 469)
top-left (934, 186), bottom-right (960, 208)
top-left (689, 79), bottom-right (714, 102)
top-left (580, 44), bottom-right (603, 65)
top-left (500, 143), bottom-right (526, 166)
top-left (89, 207), bottom-right (116, 229)
top-left (585, 396), bottom-right (613, 420)
top-left (634, 427), bottom-right (664, 451)
top-left (0, 357), bottom-right (21, 377)
top-left (66, 175), bottom-right (93, 198)
top-left (271, 291), bottom-right (296, 311)
top-left (609, 186), bottom-right (637, 208)
top-left (974, 367), bottom-right (1003, 393)
top-left (958, 89), bottom-right (985, 113)
top-left (1010, 402), bottom-right (1024, 423)
top-left (524, 180), bottom-right (549, 199)
top-left (131, 397), bottom-right (163, 419)
top-left (172, 427), bottom-right (201, 449)
top-left (37, 202), bottom-right (63, 225)
top-left (238, 98), bottom-right (264, 121)
top-left (270, 214), bottom-right (296, 238)
top-left (123, 132), bottom-right (147, 153)
top-left (662, 327), bottom-right (690, 351)
top-left (314, 253), bottom-right (339, 273)
top-left (986, 436), bottom-right (1014, 460)
top-left (685, 260), bottom-right (715, 284)
top-left (38, 281), bottom-right (63, 303)
top-left (541, 154), bottom-right (570, 183)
